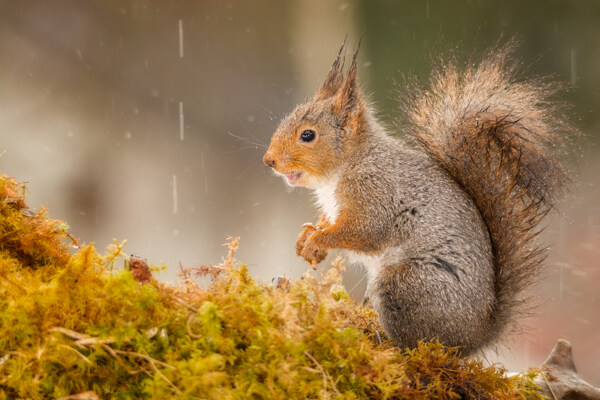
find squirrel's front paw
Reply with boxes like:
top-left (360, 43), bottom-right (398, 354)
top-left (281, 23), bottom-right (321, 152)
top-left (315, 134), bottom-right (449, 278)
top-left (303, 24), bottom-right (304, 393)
top-left (299, 230), bottom-right (328, 269)
top-left (295, 223), bottom-right (317, 256)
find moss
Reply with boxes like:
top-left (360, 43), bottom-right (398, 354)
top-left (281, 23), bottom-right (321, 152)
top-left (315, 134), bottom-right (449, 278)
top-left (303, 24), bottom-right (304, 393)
top-left (0, 173), bottom-right (544, 399)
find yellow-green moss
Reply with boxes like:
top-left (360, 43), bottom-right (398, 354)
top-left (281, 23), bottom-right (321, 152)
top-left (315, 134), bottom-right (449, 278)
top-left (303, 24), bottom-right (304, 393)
top-left (0, 173), bottom-right (544, 399)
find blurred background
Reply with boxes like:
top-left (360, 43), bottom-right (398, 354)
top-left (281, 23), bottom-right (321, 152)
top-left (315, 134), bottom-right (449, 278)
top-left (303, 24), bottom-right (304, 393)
top-left (1, 0), bottom-right (598, 384)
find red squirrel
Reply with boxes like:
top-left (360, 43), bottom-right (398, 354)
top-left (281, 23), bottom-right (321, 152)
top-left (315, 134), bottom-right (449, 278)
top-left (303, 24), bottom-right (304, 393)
top-left (263, 41), bottom-right (572, 354)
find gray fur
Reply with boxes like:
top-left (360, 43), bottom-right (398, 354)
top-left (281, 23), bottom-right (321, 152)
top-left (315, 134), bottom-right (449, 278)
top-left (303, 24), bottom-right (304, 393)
top-left (336, 127), bottom-right (495, 354)
top-left (264, 41), bottom-right (571, 355)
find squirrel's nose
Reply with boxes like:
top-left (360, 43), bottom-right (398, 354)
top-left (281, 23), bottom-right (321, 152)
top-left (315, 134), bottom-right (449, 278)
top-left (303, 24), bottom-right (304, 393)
top-left (263, 152), bottom-right (276, 168)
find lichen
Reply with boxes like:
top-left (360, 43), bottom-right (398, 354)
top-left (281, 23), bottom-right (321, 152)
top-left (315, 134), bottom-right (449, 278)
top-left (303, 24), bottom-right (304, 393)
top-left (0, 173), bottom-right (544, 399)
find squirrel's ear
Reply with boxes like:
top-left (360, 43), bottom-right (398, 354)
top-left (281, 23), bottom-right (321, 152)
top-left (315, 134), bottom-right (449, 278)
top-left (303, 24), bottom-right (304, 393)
top-left (314, 38), bottom-right (347, 100)
top-left (333, 43), bottom-right (364, 127)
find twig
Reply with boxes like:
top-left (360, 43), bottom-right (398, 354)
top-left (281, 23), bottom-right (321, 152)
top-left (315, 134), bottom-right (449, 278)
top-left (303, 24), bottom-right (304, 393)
top-left (58, 344), bottom-right (92, 365)
top-left (541, 369), bottom-right (558, 400)
top-left (138, 351), bottom-right (183, 396)
top-left (49, 327), bottom-right (116, 347)
top-left (113, 349), bottom-right (177, 370)
top-left (99, 343), bottom-right (141, 375)
top-left (49, 327), bottom-right (92, 340)
top-left (65, 232), bottom-right (81, 249)
top-left (304, 351), bottom-right (341, 398)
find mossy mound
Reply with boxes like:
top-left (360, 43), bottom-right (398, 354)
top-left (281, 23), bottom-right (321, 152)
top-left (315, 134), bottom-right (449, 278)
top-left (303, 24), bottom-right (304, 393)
top-left (0, 174), bottom-right (543, 399)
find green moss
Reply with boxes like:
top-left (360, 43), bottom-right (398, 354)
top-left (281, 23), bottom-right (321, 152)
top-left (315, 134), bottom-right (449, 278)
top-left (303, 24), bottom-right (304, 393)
top-left (0, 173), bottom-right (544, 399)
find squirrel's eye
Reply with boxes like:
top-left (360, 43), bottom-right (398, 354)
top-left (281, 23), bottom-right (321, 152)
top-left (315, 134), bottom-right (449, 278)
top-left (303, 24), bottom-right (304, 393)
top-left (300, 129), bottom-right (316, 143)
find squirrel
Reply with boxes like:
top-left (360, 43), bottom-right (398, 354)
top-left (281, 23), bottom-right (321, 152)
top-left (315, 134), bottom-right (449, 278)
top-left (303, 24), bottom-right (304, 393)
top-left (262, 41), bottom-right (572, 354)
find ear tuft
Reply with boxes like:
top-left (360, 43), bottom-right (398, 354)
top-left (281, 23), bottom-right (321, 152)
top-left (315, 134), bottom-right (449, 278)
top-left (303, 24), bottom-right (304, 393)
top-left (333, 40), bottom-right (364, 126)
top-left (314, 37), bottom-right (348, 100)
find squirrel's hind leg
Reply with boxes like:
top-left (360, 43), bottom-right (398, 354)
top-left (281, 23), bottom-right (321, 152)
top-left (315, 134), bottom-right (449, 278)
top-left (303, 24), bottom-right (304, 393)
top-left (369, 260), bottom-right (495, 355)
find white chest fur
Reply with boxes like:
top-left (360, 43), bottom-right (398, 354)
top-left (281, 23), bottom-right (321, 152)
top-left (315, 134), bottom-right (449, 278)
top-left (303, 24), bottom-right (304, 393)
top-left (313, 176), bottom-right (340, 224)
top-left (347, 251), bottom-right (384, 281)
top-left (313, 176), bottom-right (389, 286)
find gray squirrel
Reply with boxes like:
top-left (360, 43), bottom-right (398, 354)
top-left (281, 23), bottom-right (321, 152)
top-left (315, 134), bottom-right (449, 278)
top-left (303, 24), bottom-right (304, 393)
top-left (263, 41), bottom-right (572, 354)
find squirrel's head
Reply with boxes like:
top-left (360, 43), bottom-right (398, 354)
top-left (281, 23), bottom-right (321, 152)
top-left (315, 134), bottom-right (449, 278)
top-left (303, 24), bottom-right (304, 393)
top-left (263, 41), bottom-right (365, 188)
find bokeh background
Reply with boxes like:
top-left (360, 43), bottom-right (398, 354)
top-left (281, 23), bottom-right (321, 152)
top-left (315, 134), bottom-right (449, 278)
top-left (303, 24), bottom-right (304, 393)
top-left (1, 0), bottom-right (598, 385)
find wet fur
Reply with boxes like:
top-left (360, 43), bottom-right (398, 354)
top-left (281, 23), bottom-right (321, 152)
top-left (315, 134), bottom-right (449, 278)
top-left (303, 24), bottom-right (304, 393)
top-left (264, 41), bottom-right (571, 354)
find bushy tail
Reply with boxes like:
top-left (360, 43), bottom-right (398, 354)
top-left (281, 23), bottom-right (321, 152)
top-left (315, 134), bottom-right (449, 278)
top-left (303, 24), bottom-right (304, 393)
top-left (401, 42), bottom-right (574, 339)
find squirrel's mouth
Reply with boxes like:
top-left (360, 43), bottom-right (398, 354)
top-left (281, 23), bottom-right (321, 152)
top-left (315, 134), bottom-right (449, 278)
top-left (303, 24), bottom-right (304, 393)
top-left (285, 171), bottom-right (303, 186)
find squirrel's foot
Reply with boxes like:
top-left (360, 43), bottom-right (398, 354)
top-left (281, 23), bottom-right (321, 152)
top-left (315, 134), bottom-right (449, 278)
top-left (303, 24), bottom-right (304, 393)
top-left (298, 229), bottom-right (328, 269)
top-left (296, 223), bottom-right (327, 266)
top-left (295, 223), bottom-right (316, 256)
